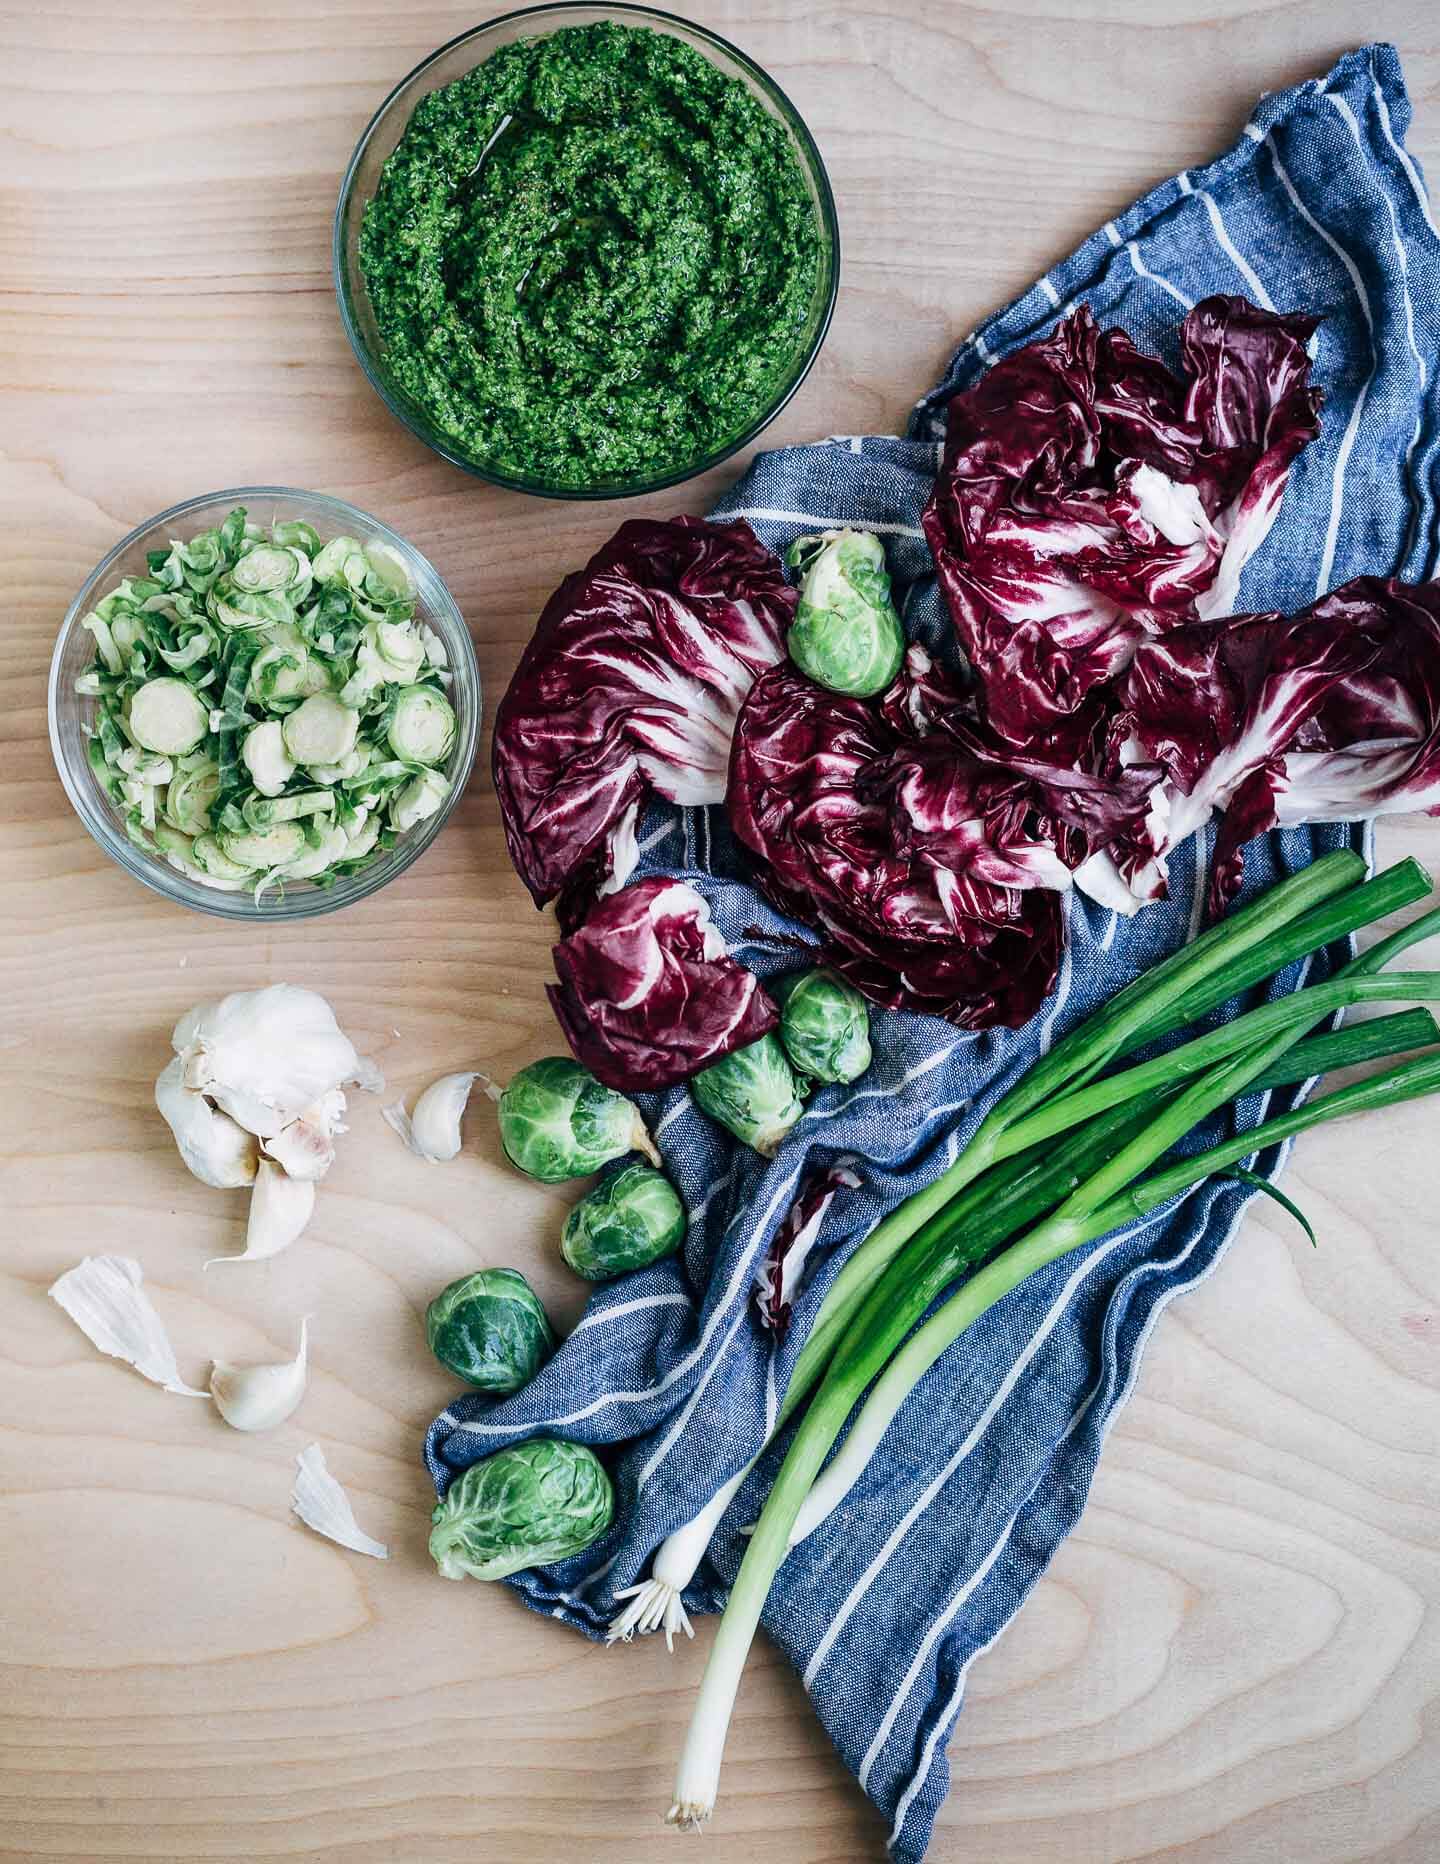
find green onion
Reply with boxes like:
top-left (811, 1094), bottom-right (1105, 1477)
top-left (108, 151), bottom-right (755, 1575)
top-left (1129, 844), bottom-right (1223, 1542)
top-left (666, 869), bottom-right (1440, 1829)
top-left (787, 851), bottom-right (1368, 1388)
top-left (1121, 857), bottom-right (1433, 1052)
top-left (1249, 1008), bottom-right (1438, 1089)
top-left (1096, 1046), bottom-right (1440, 1226)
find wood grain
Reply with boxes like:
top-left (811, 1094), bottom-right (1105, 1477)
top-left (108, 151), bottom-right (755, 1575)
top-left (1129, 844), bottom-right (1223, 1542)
top-left (3, 3), bottom-right (1439, 1860)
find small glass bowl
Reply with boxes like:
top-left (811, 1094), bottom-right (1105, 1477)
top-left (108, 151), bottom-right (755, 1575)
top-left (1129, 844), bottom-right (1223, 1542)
top-left (334, 2), bottom-right (840, 500)
top-left (48, 486), bottom-right (480, 921)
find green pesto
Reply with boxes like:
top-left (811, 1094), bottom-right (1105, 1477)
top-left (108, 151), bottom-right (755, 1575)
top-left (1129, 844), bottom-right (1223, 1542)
top-left (359, 22), bottom-right (824, 486)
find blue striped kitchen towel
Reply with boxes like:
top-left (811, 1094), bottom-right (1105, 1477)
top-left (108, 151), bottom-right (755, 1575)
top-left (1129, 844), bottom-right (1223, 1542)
top-left (428, 44), bottom-right (1435, 1861)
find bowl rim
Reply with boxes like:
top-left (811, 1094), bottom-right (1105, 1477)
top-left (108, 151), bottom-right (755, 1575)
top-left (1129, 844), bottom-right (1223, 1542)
top-left (48, 483), bottom-right (481, 922)
top-left (333, 0), bottom-right (841, 501)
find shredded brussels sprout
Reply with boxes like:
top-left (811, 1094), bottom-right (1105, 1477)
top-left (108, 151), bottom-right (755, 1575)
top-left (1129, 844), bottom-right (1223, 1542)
top-left (75, 506), bottom-right (457, 897)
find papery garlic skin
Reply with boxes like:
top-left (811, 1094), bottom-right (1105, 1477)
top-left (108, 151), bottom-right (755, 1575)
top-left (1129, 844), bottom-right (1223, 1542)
top-left (49, 1255), bottom-right (208, 1397)
top-left (154, 1058), bottom-right (259, 1189)
top-left (173, 985), bottom-right (379, 1139)
top-left (383, 1071), bottom-right (478, 1163)
top-left (291, 1442), bottom-right (389, 1558)
top-left (210, 1317), bottom-right (309, 1432)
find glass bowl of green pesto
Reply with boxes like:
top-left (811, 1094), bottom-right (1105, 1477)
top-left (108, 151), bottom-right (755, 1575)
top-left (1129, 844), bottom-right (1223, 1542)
top-left (335, 4), bottom-right (840, 500)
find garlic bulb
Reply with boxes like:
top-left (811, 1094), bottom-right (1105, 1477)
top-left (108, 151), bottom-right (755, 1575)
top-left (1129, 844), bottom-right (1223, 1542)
top-left (154, 1058), bottom-right (258, 1189)
top-left (49, 1255), bottom-right (208, 1397)
top-left (382, 1071), bottom-right (478, 1163)
top-left (210, 1317), bottom-right (309, 1431)
top-left (172, 985), bottom-right (381, 1141)
top-left (208, 1160), bottom-right (315, 1266)
top-left (291, 1442), bottom-right (389, 1558)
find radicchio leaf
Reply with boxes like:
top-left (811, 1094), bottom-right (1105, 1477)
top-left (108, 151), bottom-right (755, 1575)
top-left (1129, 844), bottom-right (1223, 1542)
top-left (1083, 579), bottom-right (1423, 912)
top-left (753, 1160), bottom-right (863, 1336)
top-left (548, 877), bottom-right (779, 1092)
top-left (492, 518), bottom-right (794, 918)
top-left (922, 296), bottom-right (1321, 766)
top-left (1272, 577), bottom-right (1440, 827)
top-left (728, 659), bottom-right (1069, 1028)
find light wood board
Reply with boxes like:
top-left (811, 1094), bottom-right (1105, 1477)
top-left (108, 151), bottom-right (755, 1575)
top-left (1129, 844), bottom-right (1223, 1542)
top-left (4, 3), bottom-right (1440, 1860)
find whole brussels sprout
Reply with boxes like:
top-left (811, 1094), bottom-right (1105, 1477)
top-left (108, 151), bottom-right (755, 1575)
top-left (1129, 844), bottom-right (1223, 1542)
top-left (775, 969), bottom-right (873, 1085)
top-left (498, 1057), bottom-right (660, 1183)
top-left (429, 1438), bottom-right (615, 1582)
top-left (785, 528), bottom-right (906, 698)
top-left (690, 1033), bottom-right (806, 1157)
top-left (561, 1163), bottom-right (686, 1281)
top-left (425, 1267), bottom-right (555, 1393)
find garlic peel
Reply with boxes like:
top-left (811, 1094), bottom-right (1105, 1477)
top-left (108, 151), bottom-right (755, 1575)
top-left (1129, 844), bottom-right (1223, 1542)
top-left (210, 1317), bottom-right (309, 1431)
top-left (208, 1161), bottom-right (315, 1267)
top-left (383, 1071), bottom-right (478, 1163)
top-left (291, 1443), bottom-right (388, 1559)
top-left (154, 1058), bottom-right (258, 1189)
top-left (49, 1255), bottom-right (208, 1397)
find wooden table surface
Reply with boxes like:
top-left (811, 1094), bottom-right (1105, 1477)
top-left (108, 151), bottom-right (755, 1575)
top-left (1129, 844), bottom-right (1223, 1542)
top-left (6, 3), bottom-right (1440, 1860)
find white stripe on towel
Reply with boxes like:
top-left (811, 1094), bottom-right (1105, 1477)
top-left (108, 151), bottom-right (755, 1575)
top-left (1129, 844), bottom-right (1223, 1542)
top-left (447, 1164), bottom-right (803, 1436)
top-left (568, 1290), bottom-right (693, 1338)
top-left (1326, 89), bottom-right (1428, 565)
top-left (803, 1221), bottom-right (1142, 1693)
top-left (638, 1306), bottom-right (747, 1489)
top-left (1372, 70), bottom-right (1440, 238)
top-left (710, 505), bottom-right (926, 539)
top-left (1196, 189), bottom-right (1276, 308)
top-left (1127, 241), bottom-right (1194, 309)
top-left (1266, 142), bottom-right (1376, 596)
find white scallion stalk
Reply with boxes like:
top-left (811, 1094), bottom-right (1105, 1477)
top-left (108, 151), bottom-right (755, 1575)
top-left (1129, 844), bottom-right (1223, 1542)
top-left (608, 1459), bottom-right (756, 1650)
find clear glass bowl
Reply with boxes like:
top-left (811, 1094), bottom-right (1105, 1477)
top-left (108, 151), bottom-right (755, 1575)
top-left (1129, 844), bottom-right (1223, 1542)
top-left (48, 487), bottom-right (480, 921)
top-left (334, 2), bottom-right (840, 500)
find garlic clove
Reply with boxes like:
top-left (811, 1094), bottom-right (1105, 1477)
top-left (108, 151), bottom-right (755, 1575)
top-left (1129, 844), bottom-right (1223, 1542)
top-left (382, 1070), bottom-right (478, 1163)
top-left (291, 1442), bottom-right (388, 1558)
top-left (154, 1057), bottom-right (259, 1189)
top-left (263, 1116), bottom-right (337, 1182)
top-left (207, 1161), bottom-right (315, 1267)
top-left (49, 1255), bottom-right (209, 1397)
top-left (210, 1316), bottom-right (309, 1432)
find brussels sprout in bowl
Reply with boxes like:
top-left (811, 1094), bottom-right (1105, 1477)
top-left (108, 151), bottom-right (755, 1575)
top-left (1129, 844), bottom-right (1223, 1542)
top-left (48, 487), bottom-right (479, 921)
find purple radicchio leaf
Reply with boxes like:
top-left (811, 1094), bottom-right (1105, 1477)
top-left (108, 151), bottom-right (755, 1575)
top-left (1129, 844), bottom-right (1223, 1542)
top-left (753, 1160), bottom-right (863, 1336)
top-left (921, 295), bottom-right (1321, 769)
top-left (1271, 576), bottom-right (1440, 829)
top-left (1080, 579), bottom-right (1418, 914)
top-left (492, 517), bottom-right (794, 919)
top-left (727, 660), bottom-right (1069, 1029)
top-left (547, 876), bottom-right (778, 1093)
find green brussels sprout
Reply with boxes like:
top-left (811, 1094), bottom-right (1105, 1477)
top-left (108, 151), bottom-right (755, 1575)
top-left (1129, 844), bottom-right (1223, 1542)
top-left (425, 1267), bottom-right (555, 1393)
top-left (690, 1034), bottom-right (806, 1157)
top-left (561, 1163), bottom-right (686, 1281)
top-left (498, 1057), bottom-right (661, 1183)
top-left (785, 528), bottom-right (906, 698)
top-left (429, 1438), bottom-right (615, 1582)
top-left (775, 968), bottom-right (873, 1085)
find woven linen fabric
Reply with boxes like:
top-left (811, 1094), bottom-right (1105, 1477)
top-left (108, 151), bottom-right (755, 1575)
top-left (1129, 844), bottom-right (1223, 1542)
top-left (428, 43), bottom-right (1434, 1860)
